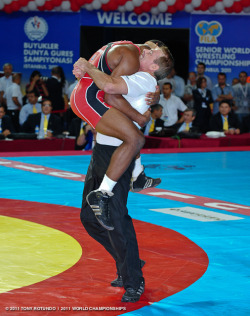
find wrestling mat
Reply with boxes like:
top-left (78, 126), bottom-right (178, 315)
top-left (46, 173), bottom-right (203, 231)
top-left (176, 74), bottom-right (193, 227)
top-left (0, 148), bottom-right (249, 316)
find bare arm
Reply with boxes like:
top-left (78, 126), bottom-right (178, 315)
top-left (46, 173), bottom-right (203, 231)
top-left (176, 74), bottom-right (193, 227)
top-left (73, 59), bottom-right (128, 95)
top-left (0, 91), bottom-right (4, 105)
top-left (40, 79), bottom-right (49, 96)
top-left (12, 97), bottom-right (21, 109)
top-left (106, 47), bottom-right (150, 126)
top-left (73, 46), bottom-right (150, 126)
top-left (27, 75), bottom-right (40, 92)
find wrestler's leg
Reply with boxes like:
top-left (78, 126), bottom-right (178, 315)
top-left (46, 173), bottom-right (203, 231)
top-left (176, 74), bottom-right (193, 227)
top-left (86, 108), bottom-right (144, 230)
top-left (95, 107), bottom-right (145, 183)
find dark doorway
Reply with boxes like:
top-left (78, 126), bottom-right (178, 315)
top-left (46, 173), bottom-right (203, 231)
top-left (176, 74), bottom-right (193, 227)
top-left (80, 26), bottom-right (189, 82)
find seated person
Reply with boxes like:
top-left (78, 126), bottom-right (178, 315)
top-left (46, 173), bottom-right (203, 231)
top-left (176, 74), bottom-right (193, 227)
top-left (241, 114), bottom-right (250, 133)
top-left (174, 108), bottom-right (200, 134)
top-left (209, 100), bottom-right (241, 135)
top-left (0, 104), bottom-right (15, 138)
top-left (143, 103), bottom-right (164, 135)
top-left (69, 117), bottom-right (95, 150)
top-left (22, 98), bottom-right (62, 138)
top-left (19, 90), bottom-right (41, 126)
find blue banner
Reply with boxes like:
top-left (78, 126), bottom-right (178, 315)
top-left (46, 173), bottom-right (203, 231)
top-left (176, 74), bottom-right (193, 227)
top-left (80, 9), bottom-right (190, 28)
top-left (189, 14), bottom-right (250, 86)
top-left (0, 12), bottom-right (80, 93)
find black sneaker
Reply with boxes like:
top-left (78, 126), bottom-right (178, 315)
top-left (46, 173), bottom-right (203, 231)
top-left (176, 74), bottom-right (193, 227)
top-left (111, 260), bottom-right (146, 288)
top-left (86, 190), bottom-right (114, 231)
top-left (111, 275), bottom-right (123, 287)
top-left (121, 280), bottom-right (145, 303)
top-left (130, 171), bottom-right (161, 192)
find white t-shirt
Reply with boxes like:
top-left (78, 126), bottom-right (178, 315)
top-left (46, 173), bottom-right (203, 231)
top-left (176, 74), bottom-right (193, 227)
top-left (0, 75), bottom-right (13, 93)
top-left (96, 72), bottom-right (156, 146)
top-left (4, 82), bottom-right (23, 110)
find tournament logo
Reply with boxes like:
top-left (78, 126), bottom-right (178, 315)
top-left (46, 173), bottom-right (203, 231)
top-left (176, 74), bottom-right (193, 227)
top-left (24, 16), bottom-right (48, 41)
top-left (195, 20), bottom-right (222, 44)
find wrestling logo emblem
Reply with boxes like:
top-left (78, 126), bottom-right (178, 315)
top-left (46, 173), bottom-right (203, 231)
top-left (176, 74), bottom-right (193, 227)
top-left (24, 16), bottom-right (48, 41)
top-left (195, 21), bottom-right (222, 44)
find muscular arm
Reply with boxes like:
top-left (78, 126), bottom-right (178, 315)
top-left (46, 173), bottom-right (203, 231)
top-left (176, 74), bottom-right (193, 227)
top-left (74, 60), bottom-right (128, 95)
top-left (73, 46), bottom-right (150, 126)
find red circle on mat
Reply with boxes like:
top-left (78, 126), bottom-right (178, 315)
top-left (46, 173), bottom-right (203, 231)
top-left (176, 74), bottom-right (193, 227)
top-left (0, 199), bottom-right (208, 315)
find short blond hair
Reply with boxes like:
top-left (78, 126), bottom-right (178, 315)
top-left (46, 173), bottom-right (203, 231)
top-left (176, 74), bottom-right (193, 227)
top-left (153, 46), bottom-right (174, 81)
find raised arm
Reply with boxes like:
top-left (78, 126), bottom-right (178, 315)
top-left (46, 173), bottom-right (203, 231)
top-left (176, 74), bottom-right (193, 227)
top-left (73, 58), bottom-right (128, 95)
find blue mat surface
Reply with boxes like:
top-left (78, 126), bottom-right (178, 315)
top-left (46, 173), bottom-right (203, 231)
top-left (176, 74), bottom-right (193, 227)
top-left (1, 151), bottom-right (250, 316)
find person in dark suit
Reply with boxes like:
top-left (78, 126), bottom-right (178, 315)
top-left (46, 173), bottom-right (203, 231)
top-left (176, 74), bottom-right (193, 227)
top-left (0, 104), bottom-right (15, 138)
top-left (241, 114), bottom-right (250, 133)
top-left (142, 103), bottom-right (164, 135)
top-left (209, 100), bottom-right (241, 134)
top-left (22, 98), bottom-right (62, 138)
top-left (69, 117), bottom-right (95, 150)
top-left (174, 108), bottom-right (200, 134)
top-left (193, 76), bottom-right (213, 133)
top-left (45, 67), bottom-right (65, 112)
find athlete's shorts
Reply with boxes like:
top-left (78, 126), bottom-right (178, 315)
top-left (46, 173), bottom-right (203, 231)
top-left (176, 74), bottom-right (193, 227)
top-left (70, 74), bottom-right (112, 129)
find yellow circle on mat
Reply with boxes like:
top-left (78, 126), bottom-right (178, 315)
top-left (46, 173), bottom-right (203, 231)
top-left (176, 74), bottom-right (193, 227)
top-left (0, 215), bottom-right (82, 293)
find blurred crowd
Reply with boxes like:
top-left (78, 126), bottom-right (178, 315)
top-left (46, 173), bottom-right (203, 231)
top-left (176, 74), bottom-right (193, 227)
top-left (144, 62), bottom-right (250, 138)
top-left (0, 61), bottom-right (250, 151)
top-left (0, 63), bottom-right (94, 150)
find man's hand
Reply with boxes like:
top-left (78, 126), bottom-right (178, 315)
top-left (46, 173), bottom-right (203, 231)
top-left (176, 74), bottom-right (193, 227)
top-left (2, 129), bottom-right (11, 137)
top-left (33, 74), bottom-right (40, 83)
top-left (73, 58), bottom-right (92, 79)
top-left (46, 131), bottom-right (53, 138)
top-left (72, 66), bottom-right (84, 80)
top-left (139, 109), bottom-right (151, 127)
top-left (72, 58), bottom-right (89, 79)
top-left (145, 85), bottom-right (160, 105)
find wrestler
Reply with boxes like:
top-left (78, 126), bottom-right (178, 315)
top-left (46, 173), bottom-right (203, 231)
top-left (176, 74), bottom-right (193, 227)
top-left (71, 41), bottom-right (174, 230)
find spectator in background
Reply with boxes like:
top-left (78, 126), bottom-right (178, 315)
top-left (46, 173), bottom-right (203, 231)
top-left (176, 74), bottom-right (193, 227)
top-left (159, 82), bottom-right (187, 128)
top-left (26, 70), bottom-right (48, 101)
top-left (174, 108), bottom-right (200, 134)
top-left (57, 66), bottom-right (69, 109)
top-left (3, 73), bottom-right (22, 132)
top-left (158, 67), bottom-right (185, 98)
top-left (46, 66), bottom-right (65, 112)
top-left (212, 72), bottom-right (234, 114)
top-left (196, 62), bottom-right (213, 91)
top-left (241, 114), bottom-right (250, 133)
top-left (67, 79), bottom-right (78, 102)
top-left (0, 104), bottom-right (15, 138)
top-left (232, 71), bottom-right (250, 121)
top-left (0, 63), bottom-right (13, 106)
top-left (232, 78), bottom-right (240, 86)
top-left (19, 90), bottom-right (41, 126)
top-left (69, 117), bottom-right (95, 150)
top-left (172, 68), bottom-right (185, 98)
top-left (64, 79), bottom-right (78, 129)
top-left (22, 98), bottom-right (62, 138)
top-left (183, 71), bottom-right (197, 108)
top-left (193, 76), bottom-right (213, 133)
top-left (143, 103), bottom-right (164, 136)
top-left (209, 100), bottom-right (240, 135)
